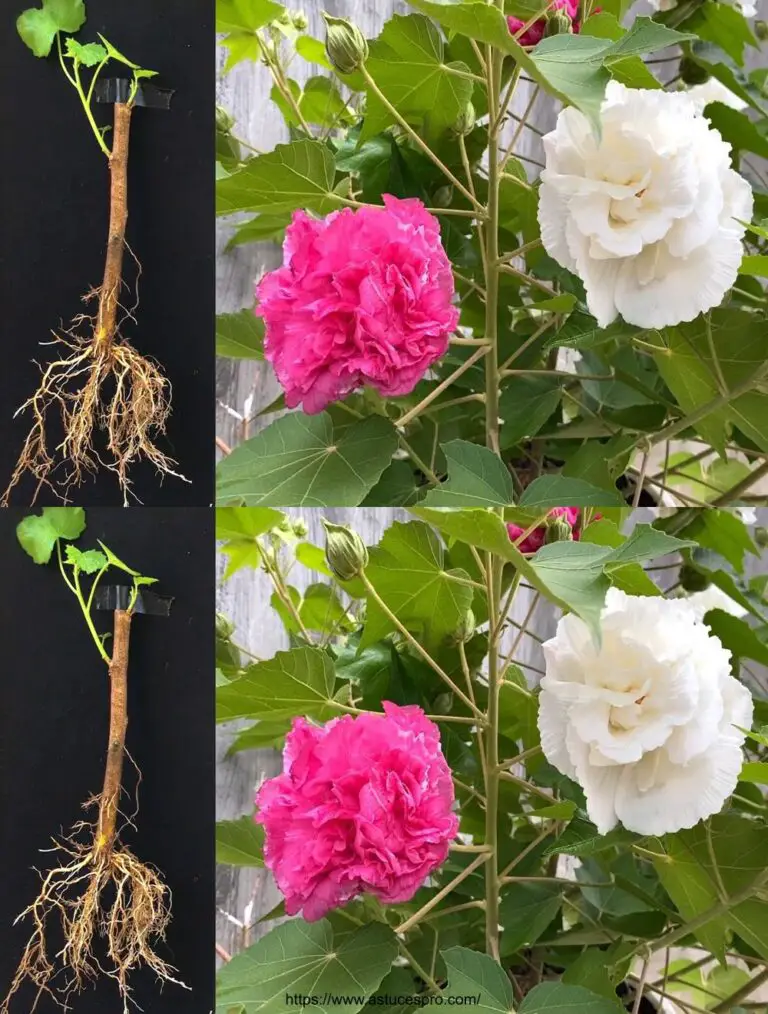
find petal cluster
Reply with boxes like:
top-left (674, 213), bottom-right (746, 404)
top-left (507, 506), bottom-right (581, 554)
top-left (256, 702), bottom-right (459, 920)
top-left (538, 82), bottom-right (753, 328)
top-left (538, 588), bottom-right (753, 836)
top-left (257, 196), bottom-right (458, 413)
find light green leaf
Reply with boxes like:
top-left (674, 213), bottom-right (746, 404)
top-left (362, 521), bottom-right (474, 650)
top-left (216, 310), bottom-right (264, 359)
top-left (686, 1), bottom-right (756, 66)
top-left (500, 377), bottom-right (563, 447)
top-left (215, 646), bottom-right (337, 722)
top-left (650, 311), bottom-right (768, 455)
top-left (216, 0), bottom-right (284, 33)
top-left (216, 816), bottom-right (265, 866)
top-left (96, 33), bottom-right (140, 68)
top-left (519, 476), bottom-right (623, 508)
top-left (226, 213), bottom-right (291, 249)
top-left (423, 440), bottom-right (516, 507)
top-left (683, 508), bottom-right (757, 573)
top-left (439, 947), bottom-right (515, 1014)
top-left (64, 37), bottom-right (107, 66)
top-left (216, 139), bottom-right (340, 216)
top-left (740, 761), bottom-right (768, 784)
top-left (16, 507), bottom-right (86, 564)
top-left (299, 583), bottom-right (353, 633)
top-left (296, 35), bottom-right (332, 69)
top-left (216, 919), bottom-right (398, 1014)
top-left (96, 541), bottom-right (141, 577)
top-left (741, 254), bottom-right (768, 277)
top-left (295, 542), bottom-right (333, 577)
top-left (17, 0), bottom-right (85, 57)
top-left (519, 982), bottom-right (627, 1014)
top-left (649, 813), bottom-right (768, 962)
top-left (216, 506), bottom-right (284, 576)
top-left (64, 545), bottom-right (108, 574)
top-left (216, 413), bottom-right (398, 507)
top-left (362, 14), bottom-right (473, 142)
top-left (300, 76), bottom-right (353, 127)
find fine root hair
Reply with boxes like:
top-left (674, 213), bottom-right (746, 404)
top-left (1, 815), bottom-right (185, 1014)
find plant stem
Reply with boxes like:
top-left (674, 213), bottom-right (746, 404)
top-left (711, 966), bottom-right (768, 1012)
top-left (360, 573), bottom-right (485, 721)
top-left (360, 66), bottom-right (484, 214)
top-left (97, 608), bottom-right (131, 854)
top-left (396, 345), bottom-right (491, 429)
top-left (483, 536), bottom-right (504, 960)
top-left (97, 102), bottom-right (132, 349)
top-left (484, 38), bottom-right (503, 457)
top-left (396, 852), bottom-right (489, 935)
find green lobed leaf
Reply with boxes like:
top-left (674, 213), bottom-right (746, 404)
top-left (16, 507), bottom-right (86, 564)
top-left (217, 412), bottom-right (398, 507)
top-left (423, 440), bottom-right (516, 507)
top-left (500, 884), bottom-right (563, 956)
top-left (216, 506), bottom-right (284, 576)
top-left (703, 609), bottom-right (768, 667)
top-left (64, 545), bottom-right (108, 574)
top-left (362, 14), bottom-right (474, 142)
top-left (705, 103), bottom-right (768, 159)
top-left (500, 377), bottom-right (563, 448)
top-left (216, 646), bottom-right (337, 722)
top-left (361, 521), bottom-right (474, 650)
top-left (439, 947), bottom-right (515, 1014)
top-left (216, 310), bottom-right (265, 359)
top-left (216, 139), bottom-right (340, 216)
top-left (683, 508), bottom-right (757, 573)
top-left (216, 0), bottom-right (283, 34)
top-left (64, 37), bottom-right (107, 66)
top-left (216, 919), bottom-right (398, 1014)
top-left (519, 981), bottom-right (626, 1014)
top-left (216, 816), bottom-right (265, 866)
top-left (17, 0), bottom-right (85, 58)
top-left (519, 476), bottom-right (623, 508)
top-left (685, 0), bottom-right (756, 66)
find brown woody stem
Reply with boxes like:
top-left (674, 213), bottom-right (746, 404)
top-left (97, 609), bottom-right (132, 853)
top-left (97, 102), bottom-right (132, 349)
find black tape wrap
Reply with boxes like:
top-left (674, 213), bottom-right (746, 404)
top-left (94, 585), bottom-right (174, 616)
top-left (94, 78), bottom-right (174, 109)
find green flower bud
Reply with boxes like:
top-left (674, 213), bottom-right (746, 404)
top-left (679, 564), bottom-right (711, 593)
top-left (293, 10), bottom-right (309, 30)
top-left (754, 19), bottom-right (768, 41)
top-left (452, 608), bottom-right (476, 644)
top-left (432, 184), bottom-right (454, 208)
top-left (322, 12), bottom-right (369, 74)
top-left (545, 10), bottom-right (573, 36)
top-left (322, 519), bottom-right (369, 581)
top-left (754, 526), bottom-right (768, 548)
top-left (452, 100), bottom-right (476, 137)
top-left (545, 518), bottom-right (573, 544)
top-left (216, 104), bottom-right (235, 134)
top-left (277, 10), bottom-right (292, 25)
top-left (292, 519), bottom-right (309, 538)
top-left (216, 612), bottom-right (235, 641)
top-left (680, 56), bottom-right (709, 86)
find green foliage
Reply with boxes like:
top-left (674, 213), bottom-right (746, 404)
top-left (217, 140), bottom-right (341, 216)
top-left (216, 310), bottom-right (265, 359)
top-left (216, 412), bottom-right (398, 506)
top-left (17, 0), bottom-right (85, 57)
top-left (17, 507), bottom-right (86, 563)
top-left (216, 817), bottom-right (265, 867)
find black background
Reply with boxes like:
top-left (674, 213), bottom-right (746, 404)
top-left (0, 509), bottom-right (215, 1013)
top-left (0, 0), bottom-right (214, 506)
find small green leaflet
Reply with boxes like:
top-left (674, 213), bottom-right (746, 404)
top-left (64, 37), bottom-right (107, 66)
top-left (216, 412), bottom-right (398, 507)
top-left (64, 545), bottom-right (108, 574)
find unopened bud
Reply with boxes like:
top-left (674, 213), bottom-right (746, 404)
top-left (754, 526), bottom-right (768, 549)
top-left (216, 104), bottom-right (235, 133)
top-left (432, 184), bottom-right (454, 208)
top-left (292, 519), bottom-right (309, 538)
top-left (545, 11), bottom-right (573, 36)
top-left (322, 13), bottom-right (368, 74)
top-left (293, 10), bottom-right (308, 30)
top-left (755, 19), bottom-right (768, 41)
top-left (277, 10), bottom-right (292, 25)
top-left (545, 518), bottom-right (573, 544)
top-left (322, 520), bottom-right (369, 581)
top-left (680, 564), bottom-right (710, 593)
top-left (216, 612), bottom-right (235, 641)
top-left (452, 100), bottom-right (476, 137)
top-left (452, 608), bottom-right (475, 644)
top-left (680, 56), bottom-right (709, 85)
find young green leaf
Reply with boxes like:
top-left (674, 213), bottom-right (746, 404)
top-left (17, 0), bottom-right (86, 58)
top-left (64, 545), bottom-right (108, 574)
top-left (64, 37), bottom-right (107, 66)
top-left (215, 817), bottom-right (265, 867)
top-left (422, 440), bottom-right (516, 507)
top-left (16, 507), bottom-right (86, 564)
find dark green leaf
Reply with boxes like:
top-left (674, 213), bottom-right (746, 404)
top-left (216, 413), bottom-right (398, 506)
top-left (500, 376), bottom-right (563, 447)
top-left (216, 309), bottom-right (265, 359)
top-left (423, 440), bottom-right (516, 507)
top-left (439, 947), bottom-right (515, 1013)
top-left (216, 816), bottom-right (265, 867)
top-left (217, 139), bottom-right (340, 216)
top-left (500, 883), bottom-right (563, 955)
top-left (519, 981), bottom-right (627, 1014)
top-left (519, 476), bottom-right (623, 508)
